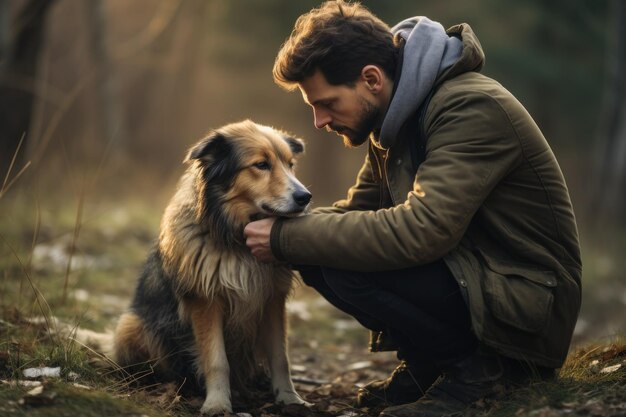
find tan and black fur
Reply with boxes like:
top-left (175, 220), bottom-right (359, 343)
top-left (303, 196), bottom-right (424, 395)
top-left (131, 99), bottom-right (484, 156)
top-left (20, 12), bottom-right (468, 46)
top-left (113, 120), bottom-right (311, 415)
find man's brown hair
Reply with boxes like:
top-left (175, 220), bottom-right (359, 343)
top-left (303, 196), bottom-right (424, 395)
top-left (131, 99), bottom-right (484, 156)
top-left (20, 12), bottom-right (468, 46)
top-left (273, 1), bottom-right (398, 91)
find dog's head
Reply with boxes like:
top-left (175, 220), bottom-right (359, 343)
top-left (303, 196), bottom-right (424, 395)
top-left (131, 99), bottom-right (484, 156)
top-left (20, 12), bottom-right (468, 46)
top-left (185, 120), bottom-right (311, 234)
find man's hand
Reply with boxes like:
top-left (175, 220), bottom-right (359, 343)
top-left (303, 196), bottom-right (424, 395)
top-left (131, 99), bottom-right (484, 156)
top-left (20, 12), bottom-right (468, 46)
top-left (244, 217), bottom-right (278, 263)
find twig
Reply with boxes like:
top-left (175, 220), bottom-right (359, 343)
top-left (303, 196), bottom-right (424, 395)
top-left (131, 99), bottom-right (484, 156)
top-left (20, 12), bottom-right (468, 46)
top-left (0, 161), bottom-right (31, 200)
top-left (0, 132), bottom-right (32, 199)
top-left (25, 195), bottom-right (42, 286)
top-left (68, 336), bottom-right (126, 375)
top-left (292, 376), bottom-right (330, 385)
top-left (165, 378), bottom-right (187, 411)
top-left (62, 188), bottom-right (85, 305)
top-left (111, 0), bottom-right (183, 59)
top-left (30, 71), bottom-right (95, 168)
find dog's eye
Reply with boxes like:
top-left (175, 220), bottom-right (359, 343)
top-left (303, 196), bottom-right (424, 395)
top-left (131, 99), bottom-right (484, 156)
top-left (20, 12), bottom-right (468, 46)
top-left (253, 161), bottom-right (271, 171)
top-left (289, 161), bottom-right (295, 169)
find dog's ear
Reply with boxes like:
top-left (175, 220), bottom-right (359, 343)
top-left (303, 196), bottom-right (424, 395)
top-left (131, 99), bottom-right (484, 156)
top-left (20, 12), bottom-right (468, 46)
top-left (185, 131), bottom-right (235, 184)
top-left (185, 131), bottom-right (230, 163)
top-left (283, 136), bottom-right (305, 155)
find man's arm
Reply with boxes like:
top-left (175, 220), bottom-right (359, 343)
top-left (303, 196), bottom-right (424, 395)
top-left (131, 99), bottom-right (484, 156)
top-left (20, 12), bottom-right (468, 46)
top-left (312, 152), bottom-right (381, 215)
top-left (264, 90), bottom-right (523, 271)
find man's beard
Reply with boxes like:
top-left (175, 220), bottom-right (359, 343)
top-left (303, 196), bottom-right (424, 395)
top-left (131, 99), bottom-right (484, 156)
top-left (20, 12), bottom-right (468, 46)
top-left (329, 96), bottom-right (380, 148)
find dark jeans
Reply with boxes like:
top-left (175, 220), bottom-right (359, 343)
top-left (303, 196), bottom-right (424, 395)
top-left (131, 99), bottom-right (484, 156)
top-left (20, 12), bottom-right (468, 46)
top-left (297, 260), bottom-right (477, 364)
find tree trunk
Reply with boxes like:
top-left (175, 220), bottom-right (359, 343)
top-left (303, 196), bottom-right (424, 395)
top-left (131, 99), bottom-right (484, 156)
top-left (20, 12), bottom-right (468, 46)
top-left (592, 0), bottom-right (626, 224)
top-left (0, 0), bottom-right (9, 63)
top-left (0, 0), bottom-right (55, 180)
top-left (86, 0), bottom-right (126, 158)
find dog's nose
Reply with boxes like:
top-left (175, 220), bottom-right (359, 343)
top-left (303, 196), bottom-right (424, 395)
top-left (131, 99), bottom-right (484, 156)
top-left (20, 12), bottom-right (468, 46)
top-left (293, 190), bottom-right (312, 207)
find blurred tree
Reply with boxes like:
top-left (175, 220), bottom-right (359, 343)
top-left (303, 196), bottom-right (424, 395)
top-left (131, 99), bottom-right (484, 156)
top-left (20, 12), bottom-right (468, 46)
top-left (3, 0), bottom-right (609, 210)
top-left (87, 0), bottom-right (126, 157)
top-left (0, 0), bottom-right (56, 182)
top-left (483, 0), bottom-right (607, 151)
top-left (115, 0), bottom-right (185, 159)
top-left (592, 0), bottom-right (626, 225)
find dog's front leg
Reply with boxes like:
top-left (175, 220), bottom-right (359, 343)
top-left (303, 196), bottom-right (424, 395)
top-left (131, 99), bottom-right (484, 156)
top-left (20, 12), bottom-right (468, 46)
top-left (261, 292), bottom-right (311, 406)
top-left (188, 298), bottom-right (232, 415)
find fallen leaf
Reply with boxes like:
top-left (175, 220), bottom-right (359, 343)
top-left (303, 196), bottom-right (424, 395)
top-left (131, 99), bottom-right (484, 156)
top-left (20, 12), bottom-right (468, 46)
top-left (1, 379), bottom-right (42, 387)
top-left (345, 361), bottom-right (372, 371)
top-left (599, 364), bottom-right (621, 374)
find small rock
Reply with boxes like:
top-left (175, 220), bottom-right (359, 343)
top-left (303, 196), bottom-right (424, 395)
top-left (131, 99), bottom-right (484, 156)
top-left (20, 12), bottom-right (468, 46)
top-left (22, 367), bottom-right (61, 379)
top-left (19, 386), bottom-right (58, 406)
top-left (337, 412), bottom-right (362, 417)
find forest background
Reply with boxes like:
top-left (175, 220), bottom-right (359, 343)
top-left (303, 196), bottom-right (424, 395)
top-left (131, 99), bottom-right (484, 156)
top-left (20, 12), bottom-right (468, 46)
top-left (0, 0), bottom-right (625, 415)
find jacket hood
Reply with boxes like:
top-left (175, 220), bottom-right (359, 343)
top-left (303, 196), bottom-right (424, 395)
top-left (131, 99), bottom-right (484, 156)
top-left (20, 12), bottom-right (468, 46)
top-left (437, 23), bottom-right (485, 85)
top-left (377, 20), bottom-right (485, 149)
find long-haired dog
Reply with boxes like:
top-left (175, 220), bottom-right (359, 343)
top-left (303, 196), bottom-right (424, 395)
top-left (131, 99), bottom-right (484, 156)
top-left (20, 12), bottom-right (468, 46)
top-left (113, 120), bottom-right (312, 415)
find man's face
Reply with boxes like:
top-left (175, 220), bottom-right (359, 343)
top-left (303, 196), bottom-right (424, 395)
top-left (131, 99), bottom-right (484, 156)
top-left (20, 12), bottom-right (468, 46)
top-left (298, 70), bottom-right (380, 147)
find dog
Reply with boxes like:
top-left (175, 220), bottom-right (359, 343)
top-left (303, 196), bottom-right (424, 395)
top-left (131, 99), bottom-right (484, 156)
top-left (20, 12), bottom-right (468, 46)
top-left (112, 120), bottom-right (312, 415)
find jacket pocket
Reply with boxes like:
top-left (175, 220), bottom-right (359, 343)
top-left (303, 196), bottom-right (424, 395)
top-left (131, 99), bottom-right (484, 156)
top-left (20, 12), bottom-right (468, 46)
top-left (481, 256), bottom-right (557, 334)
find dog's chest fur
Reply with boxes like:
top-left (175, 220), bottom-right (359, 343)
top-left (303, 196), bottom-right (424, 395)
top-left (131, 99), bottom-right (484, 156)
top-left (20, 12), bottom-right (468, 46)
top-left (163, 233), bottom-right (293, 331)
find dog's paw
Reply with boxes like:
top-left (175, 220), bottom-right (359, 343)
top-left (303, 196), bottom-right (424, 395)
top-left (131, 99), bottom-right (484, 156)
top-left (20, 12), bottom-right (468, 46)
top-left (276, 390), bottom-right (313, 407)
top-left (199, 404), bottom-right (232, 416)
top-left (200, 397), bottom-right (232, 416)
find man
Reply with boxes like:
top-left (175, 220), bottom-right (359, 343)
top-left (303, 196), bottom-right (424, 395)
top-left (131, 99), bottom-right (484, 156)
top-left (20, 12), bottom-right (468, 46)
top-left (244, 2), bottom-right (582, 416)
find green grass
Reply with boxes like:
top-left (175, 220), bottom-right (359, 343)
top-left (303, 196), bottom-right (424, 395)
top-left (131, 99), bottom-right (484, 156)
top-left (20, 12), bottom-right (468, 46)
top-left (0, 188), bottom-right (184, 416)
top-left (0, 311), bottom-right (196, 416)
top-left (0, 382), bottom-right (171, 417)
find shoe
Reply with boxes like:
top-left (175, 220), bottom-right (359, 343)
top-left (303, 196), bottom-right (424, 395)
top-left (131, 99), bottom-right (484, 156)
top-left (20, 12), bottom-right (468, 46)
top-left (355, 361), bottom-right (440, 407)
top-left (379, 349), bottom-right (531, 417)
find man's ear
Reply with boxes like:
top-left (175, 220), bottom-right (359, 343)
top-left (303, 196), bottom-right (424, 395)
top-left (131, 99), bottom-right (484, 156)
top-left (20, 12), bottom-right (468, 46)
top-left (283, 136), bottom-right (305, 155)
top-left (361, 65), bottom-right (384, 93)
top-left (185, 131), bottom-right (230, 163)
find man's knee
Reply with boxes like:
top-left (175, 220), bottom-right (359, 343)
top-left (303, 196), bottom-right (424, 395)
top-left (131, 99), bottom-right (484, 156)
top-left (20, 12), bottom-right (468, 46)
top-left (294, 265), bottom-right (324, 289)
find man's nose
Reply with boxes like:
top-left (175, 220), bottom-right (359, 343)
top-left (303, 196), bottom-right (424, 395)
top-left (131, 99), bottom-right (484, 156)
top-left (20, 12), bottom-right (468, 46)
top-left (313, 108), bottom-right (331, 129)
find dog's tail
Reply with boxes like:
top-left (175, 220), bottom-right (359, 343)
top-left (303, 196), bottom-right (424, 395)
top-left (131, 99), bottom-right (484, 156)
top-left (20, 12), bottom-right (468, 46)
top-left (71, 326), bottom-right (115, 357)
top-left (28, 315), bottom-right (115, 363)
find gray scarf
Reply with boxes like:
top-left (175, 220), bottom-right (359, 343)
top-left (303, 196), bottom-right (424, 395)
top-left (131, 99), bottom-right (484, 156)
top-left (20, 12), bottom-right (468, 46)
top-left (378, 17), bottom-right (463, 149)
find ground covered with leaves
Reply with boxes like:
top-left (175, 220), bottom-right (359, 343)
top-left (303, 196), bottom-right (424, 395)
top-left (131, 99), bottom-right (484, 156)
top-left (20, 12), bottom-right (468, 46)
top-left (1, 293), bottom-right (626, 417)
top-left (1, 196), bottom-right (626, 417)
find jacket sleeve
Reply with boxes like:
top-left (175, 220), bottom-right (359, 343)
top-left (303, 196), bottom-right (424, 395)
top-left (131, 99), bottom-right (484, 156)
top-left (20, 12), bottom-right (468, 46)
top-left (311, 152), bottom-right (381, 215)
top-left (271, 90), bottom-right (523, 270)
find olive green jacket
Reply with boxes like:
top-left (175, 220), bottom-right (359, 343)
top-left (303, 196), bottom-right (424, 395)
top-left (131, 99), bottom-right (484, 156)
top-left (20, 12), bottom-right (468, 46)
top-left (271, 24), bottom-right (581, 368)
